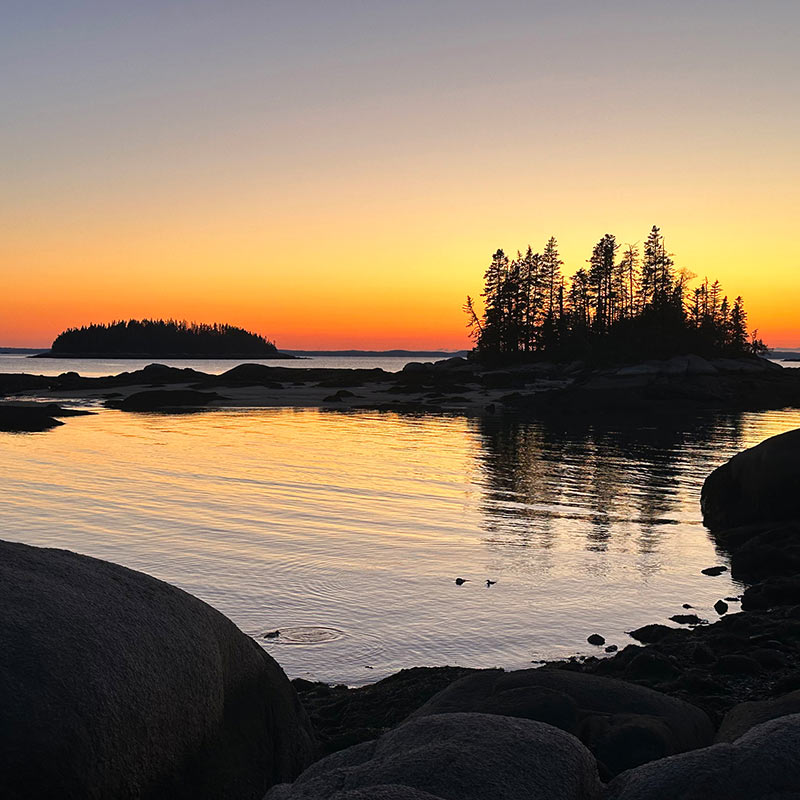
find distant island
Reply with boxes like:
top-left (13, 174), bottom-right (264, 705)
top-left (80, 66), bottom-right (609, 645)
top-left (32, 319), bottom-right (296, 359)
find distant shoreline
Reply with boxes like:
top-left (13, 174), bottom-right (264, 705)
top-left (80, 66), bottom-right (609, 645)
top-left (29, 351), bottom-right (299, 360)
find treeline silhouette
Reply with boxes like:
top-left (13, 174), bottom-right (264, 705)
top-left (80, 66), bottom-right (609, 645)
top-left (464, 226), bottom-right (766, 362)
top-left (51, 319), bottom-right (278, 356)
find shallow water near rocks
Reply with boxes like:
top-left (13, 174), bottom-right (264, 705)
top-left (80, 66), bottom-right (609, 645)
top-left (3, 404), bottom-right (799, 686)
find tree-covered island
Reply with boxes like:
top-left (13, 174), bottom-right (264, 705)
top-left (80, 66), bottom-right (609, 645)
top-left (34, 319), bottom-right (293, 359)
top-left (465, 226), bottom-right (766, 363)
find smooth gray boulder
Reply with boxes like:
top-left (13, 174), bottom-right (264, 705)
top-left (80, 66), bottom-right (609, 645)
top-left (702, 428), bottom-right (800, 530)
top-left (0, 539), bottom-right (314, 800)
top-left (607, 713), bottom-right (800, 799)
top-left (266, 712), bottom-right (602, 800)
top-left (407, 668), bottom-right (713, 775)
top-left (717, 690), bottom-right (800, 742)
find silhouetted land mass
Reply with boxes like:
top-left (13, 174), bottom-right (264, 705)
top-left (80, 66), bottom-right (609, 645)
top-left (3, 353), bottom-right (800, 421)
top-left (33, 319), bottom-right (295, 359)
top-left (0, 402), bottom-right (92, 432)
top-left (464, 226), bottom-right (766, 365)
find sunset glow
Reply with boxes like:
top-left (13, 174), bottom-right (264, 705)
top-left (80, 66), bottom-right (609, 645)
top-left (3, 2), bottom-right (798, 349)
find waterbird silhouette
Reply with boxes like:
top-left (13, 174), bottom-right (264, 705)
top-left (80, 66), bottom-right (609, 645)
top-left (454, 578), bottom-right (469, 586)
top-left (486, 580), bottom-right (497, 587)
top-left (264, 630), bottom-right (280, 639)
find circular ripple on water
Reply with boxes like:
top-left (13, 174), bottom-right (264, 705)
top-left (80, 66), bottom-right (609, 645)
top-left (262, 625), bottom-right (345, 645)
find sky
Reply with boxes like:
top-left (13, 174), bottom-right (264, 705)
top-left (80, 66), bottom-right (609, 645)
top-left (2, 1), bottom-right (798, 349)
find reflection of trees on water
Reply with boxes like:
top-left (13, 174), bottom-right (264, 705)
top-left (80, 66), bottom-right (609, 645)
top-left (470, 413), bottom-right (745, 560)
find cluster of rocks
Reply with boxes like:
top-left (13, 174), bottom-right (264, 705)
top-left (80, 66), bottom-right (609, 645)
top-left (3, 353), bottom-right (799, 418)
top-left (286, 426), bottom-right (800, 798)
top-left (3, 425), bottom-right (800, 797)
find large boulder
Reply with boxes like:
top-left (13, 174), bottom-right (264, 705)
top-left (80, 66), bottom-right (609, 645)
top-left (607, 713), bottom-right (800, 799)
top-left (266, 712), bottom-right (602, 800)
top-left (0, 540), bottom-right (314, 799)
top-left (717, 690), bottom-right (800, 742)
top-left (406, 669), bottom-right (713, 775)
top-left (702, 428), bottom-right (800, 530)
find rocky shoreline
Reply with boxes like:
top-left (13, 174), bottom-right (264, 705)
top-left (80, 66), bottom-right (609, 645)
top-left (3, 381), bottom-right (800, 797)
top-left (280, 426), bottom-right (800, 797)
top-left (1, 353), bottom-right (798, 420)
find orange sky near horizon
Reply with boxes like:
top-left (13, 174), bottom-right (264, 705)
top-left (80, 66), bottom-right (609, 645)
top-left (2, 2), bottom-right (798, 350)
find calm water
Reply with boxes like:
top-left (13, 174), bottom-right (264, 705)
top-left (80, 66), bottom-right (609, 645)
top-left (0, 353), bottom-right (430, 377)
top-left (3, 404), bottom-right (799, 686)
top-left (1, 353), bottom-right (795, 379)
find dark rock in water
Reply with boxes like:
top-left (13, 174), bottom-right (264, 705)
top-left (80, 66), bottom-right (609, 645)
top-left (701, 565), bottom-right (728, 576)
top-left (682, 603), bottom-right (694, 609)
top-left (670, 614), bottom-right (707, 626)
top-left (587, 633), bottom-right (606, 646)
top-left (717, 690), bottom-right (800, 742)
top-left (266, 712), bottom-right (602, 800)
top-left (605, 644), bottom-right (619, 653)
top-left (0, 539), bottom-right (314, 799)
top-left (406, 668), bottom-right (712, 776)
top-left (606, 714), bottom-right (800, 800)
top-left (715, 599), bottom-right (729, 615)
top-left (701, 428), bottom-right (800, 530)
top-left (0, 372), bottom-right (52, 397)
top-left (742, 575), bottom-right (800, 610)
top-left (629, 624), bottom-right (674, 643)
top-left (0, 404), bottom-right (64, 431)
top-left (0, 403), bottom-right (92, 432)
top-left (109, 389), bottom-right (223, 411)
top-left (726, 521), bottom-right (800, 582)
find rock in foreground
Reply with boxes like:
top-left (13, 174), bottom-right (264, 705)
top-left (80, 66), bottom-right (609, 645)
top-left (407, 668), bottom-right (713, 776)
top-left (266, 712), bottom-right (602, 800)
top-left (0, 540), bottom-right (314, 799)
top-left (701, 427), bottom-right (800, 530)
top-left (607, 713), bottom-right (800, 799)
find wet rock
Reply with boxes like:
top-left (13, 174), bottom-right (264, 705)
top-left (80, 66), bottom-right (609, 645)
top-left (670, 614), bottom-right (707, 626)
top-left (717, 690), bottom-right (800, 742)
top-left (0, 539), bottom-right (313, 799)
top-left (0, 402), bottom-right (92, 431)
top-left (751, 648), bottom-right (789, 670)
top-left (701, 428), bottom-right (800, 530)
top-left (401, 362), bottom-right (433, 374)
top-left (587, 634), bottom-right (606, 646)
top-left (607, 714), bottom-right (800, 799)
top-left (624, 652), bottom-right (681, 684)
top-left (266, 712), bottom-right (602, 800)
top-left (408, 668), bottom-right (712, 776)
top-left (605, 645), bottom-right (619, 653)
top-left (109, 389), bottom-right (223, 411)
top-left (293, 667), bottom-right (479, 757)
top-left (742, 576), bottom-right (800, 610)
top-left (629, 624), bottom-right (674, 644)
top-left (701, 565), bottom-right (728, 576)
top-left (714, 654), bottom-right (762, 675)
top-left (714, 600), bottom-right (729, 615)
top-left (691, 644), bottom-right (717, 665)
top-left (726, 522), bottom-right (800, 582)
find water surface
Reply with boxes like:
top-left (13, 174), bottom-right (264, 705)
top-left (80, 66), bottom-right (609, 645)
top-left (2, 405), bottom-right (798, 686)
